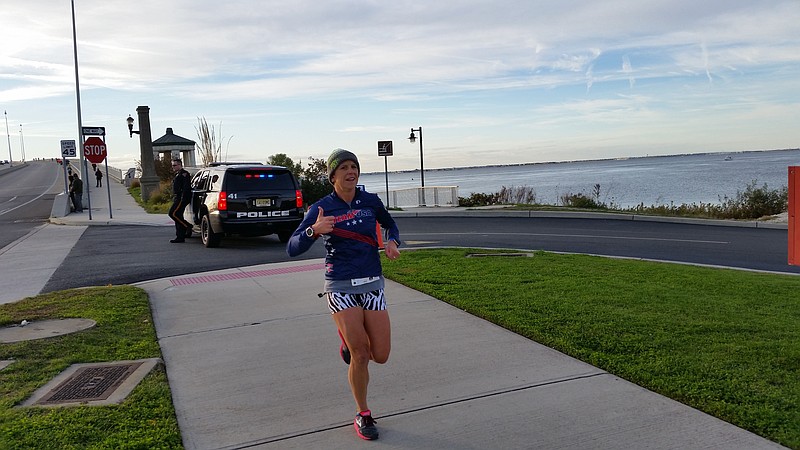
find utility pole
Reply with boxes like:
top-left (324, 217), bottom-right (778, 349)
top-left (4, 111), bottom-right (12, 167)
top-left (19, 124), bottom-right (25, 161)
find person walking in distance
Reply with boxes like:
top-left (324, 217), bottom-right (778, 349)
top-left (95, 168), bottom-right (103, 187)
top-left (287, 148), bottom-right (401, 441)
top-left (168, 158), bottom-right (193, 243)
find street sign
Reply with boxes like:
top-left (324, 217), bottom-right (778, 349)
top-left (60, 140), bottom-right (76, 158)
top-left (83, 136), bottom-right (107, 164)
top-left (378, 140), bottom-right (393, 156)
top-left (82, 126), bottom-right (106, 136)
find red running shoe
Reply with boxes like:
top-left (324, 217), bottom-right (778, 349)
top-left (354, 410), bottom-right (379, 440)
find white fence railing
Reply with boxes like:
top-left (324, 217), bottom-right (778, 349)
top-left (66, 161), bottom-right (126, 183)
top-left (382, 186), bottom-right (459, 208)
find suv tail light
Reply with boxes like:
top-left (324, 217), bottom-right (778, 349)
top-left (295, 190), bottom-right (303, 208)
top-left (218, 191), bottom-right (227, 211)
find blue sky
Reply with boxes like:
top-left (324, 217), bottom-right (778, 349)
top-left (1, 0), bottom-right (799, 173)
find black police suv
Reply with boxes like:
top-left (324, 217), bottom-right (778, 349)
top-left (184, 163), bottom-right (304, 247)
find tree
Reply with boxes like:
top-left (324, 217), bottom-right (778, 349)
top-left (136, 157), bottom-right (173, 182)
top-left (267, 153), bottom-right (302, 179)
top-left (300, 156), bottom-right (332, 205)
top-left (195, 117), bottom-right (231, 166)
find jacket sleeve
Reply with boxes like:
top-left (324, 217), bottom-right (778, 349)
top-left (286, 204), bottom-right (321, 257)
top-left (374, 198), bottom-right (401, 245)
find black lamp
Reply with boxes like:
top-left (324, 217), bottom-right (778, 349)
top-left (408, 127), bottom-right (424, 188)
top-left (127, 115), bottom-right (140, 138)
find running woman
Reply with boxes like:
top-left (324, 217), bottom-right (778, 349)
top-left (287, 148), bottom-right (401, 441)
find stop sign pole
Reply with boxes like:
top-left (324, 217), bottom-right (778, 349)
top-left (82, 135), bottom-right (112, 219)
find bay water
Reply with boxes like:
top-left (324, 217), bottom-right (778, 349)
top-left (359, 149), bottom-right (800, 209)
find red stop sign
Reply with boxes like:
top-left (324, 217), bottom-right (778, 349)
top-left (83, 137), bottom-right (107, 164)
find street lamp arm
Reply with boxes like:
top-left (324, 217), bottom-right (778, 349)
top-left (408, 126), bottom-right (425, 193)
top-left (126, 115), bottom-right (140, 138)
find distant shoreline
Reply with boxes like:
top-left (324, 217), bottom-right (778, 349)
top-left (362, 148), bottom-right (799, 176)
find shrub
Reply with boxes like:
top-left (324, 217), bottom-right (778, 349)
top-left (127, 183), bottom-right (172, 214)
top-left (560, 193), bottom-right (606, 209)
top-left (298, 157), bottom-right (333, 206)
top-left (459, 180), bottom-right (787, 220)
top-left (717, 181), bottom-right (788, 219)
top-left (148, 182), bottom-right (173, 205)
top-left (459, 192), bottom-right (500, 207)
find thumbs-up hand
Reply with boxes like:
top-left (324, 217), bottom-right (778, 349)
top-left (312, 207), bottom-right (335, 235)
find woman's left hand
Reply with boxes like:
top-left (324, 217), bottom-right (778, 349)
top-left (384, 240), bottom-right (400, 260)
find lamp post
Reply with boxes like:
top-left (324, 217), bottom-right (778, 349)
top-left (70, 0), bottom-right (89, 192)
top-left (408, 127), bottom-right (425, 206)
top-left (126, 107), bottom-right (159, 201)
top-left (19, 124), bottom-right (25, 162)
top-left (126, 115), bottom-right (139, 138)
top-left (4, 111), bottom-right (11, 167)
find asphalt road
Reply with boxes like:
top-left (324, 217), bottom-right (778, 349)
top-left (42, 215), bottom-right (798, 294)
top-left (7, 161), bottom-right (796, 292)
top-left (43, 226), bottom-right (327, 293)
top-left (397, 216), bottom-right (796, 274)
top-left (0, 161), bottom-right (63, 248)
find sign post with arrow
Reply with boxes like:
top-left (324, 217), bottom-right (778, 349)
top-left (81, 126), bottom-right (105, 136)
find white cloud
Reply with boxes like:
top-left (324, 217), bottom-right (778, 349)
top-left (1, 0), bottom-right (798, 171)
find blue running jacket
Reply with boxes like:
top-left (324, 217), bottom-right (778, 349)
top-left (286, 190), bottom-right (401, 281)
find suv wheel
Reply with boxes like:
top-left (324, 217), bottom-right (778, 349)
top-left (201, 214), bottom-right (222, 248)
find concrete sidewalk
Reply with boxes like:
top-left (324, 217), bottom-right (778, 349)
top-left (137, 260), bottom-right (783, 449)
top-left (49, 175), bottom-right (173, 227)
top-left (0, 177), bottom-right (787, 448)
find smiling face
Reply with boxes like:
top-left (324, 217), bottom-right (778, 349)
top-left (331, 160), bottom-right (360, 190)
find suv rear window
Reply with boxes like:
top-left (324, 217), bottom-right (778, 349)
top-left (223, 169), bottom-right (296, 191)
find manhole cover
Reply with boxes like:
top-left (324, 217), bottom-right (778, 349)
top-left (0, 318), bottom-right (96, 343)
top-left (36, 362), bottom-right (143, 405)
top-left (20, 358), bottom-right (161, 408)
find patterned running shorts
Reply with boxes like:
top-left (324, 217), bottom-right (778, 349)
top-left (326, 289), bottom-right (386, 314)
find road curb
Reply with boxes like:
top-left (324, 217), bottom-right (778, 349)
top-left (391, 208), bottom-right (788, 229)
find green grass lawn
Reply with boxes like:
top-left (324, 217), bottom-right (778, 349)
top-left (0, 287), bottom-right (181, 449)
top-left (382, 249), bottom-right (800, 449)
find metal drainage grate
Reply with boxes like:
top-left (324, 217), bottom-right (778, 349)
top-left (35, 362), bottom-right (143, 405)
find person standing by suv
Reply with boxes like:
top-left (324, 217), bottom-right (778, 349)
top-left (287, 148), bottom-right (401, 441)
top-left (169, 158), bottom-right (193, 243)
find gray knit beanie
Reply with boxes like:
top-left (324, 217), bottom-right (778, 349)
top-left (327, 148), bottom-right (360, 183)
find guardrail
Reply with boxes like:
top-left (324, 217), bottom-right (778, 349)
top-left (65, 161), bottom-right (126, 184)
top-left (383, 186), bottom-right (459, 208)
